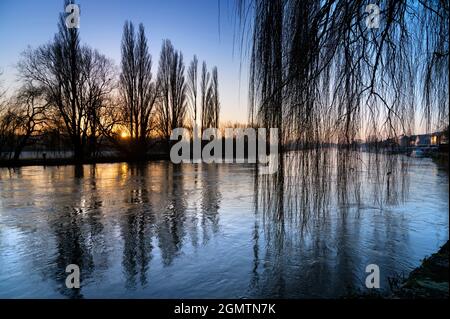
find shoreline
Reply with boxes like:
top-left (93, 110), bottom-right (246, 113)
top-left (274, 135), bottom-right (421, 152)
top-left (0, 154), bottom-right (170, 168)
top-left (2, 150), bottom-right (448, 169)
top-left (344, 240), bottom-right (449, 299)
top-left (392, 240), bottom-right (449, 298)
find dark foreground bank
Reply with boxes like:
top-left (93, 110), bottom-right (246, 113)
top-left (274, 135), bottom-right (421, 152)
top-left (392, 240), bottom-right (449, 298)
top-left (345, 241), bottom-right (449, 299)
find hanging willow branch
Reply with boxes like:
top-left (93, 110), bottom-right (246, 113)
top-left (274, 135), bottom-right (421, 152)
top-left (237, 0), bottom-right (449, 219)
top-left (237, 0), bottom-right (449, 146)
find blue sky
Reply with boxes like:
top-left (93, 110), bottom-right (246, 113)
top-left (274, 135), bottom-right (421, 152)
top-left (0, 0), bottom-right (250, 123)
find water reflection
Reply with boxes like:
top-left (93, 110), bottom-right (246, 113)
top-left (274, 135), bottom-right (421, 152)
top-left (157, 163), bottom-right (187, 267)
top-left (0, 152), bottom-right (448, 298)
top-left (200, 165), bottom-right (221, 244)
top-left (251, 149), bottom-right (443, 297)
top-left (256, 149), bottom-right (412, 225)
top-left (121, 164), bottom-right (154, 289)
top-left (45, 165), bottom-right (102, 298)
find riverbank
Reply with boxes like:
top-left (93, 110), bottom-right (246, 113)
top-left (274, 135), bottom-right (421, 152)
top-left (431, 151), bottom-right (449, 167)
top-left (344, 240), bottom-right (449, 299)
top-left (392, 240), bottom-right (449, 298)
top-left (0, 153), bottom-right (170, 168)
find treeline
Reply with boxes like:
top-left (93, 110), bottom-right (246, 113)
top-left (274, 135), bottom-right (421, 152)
top-left (0, 1), bottom-right (220, 162)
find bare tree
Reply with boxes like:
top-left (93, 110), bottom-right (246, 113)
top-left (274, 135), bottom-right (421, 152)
top-left (200, 63), bottom-right (220, 132)
top-left (157, 40), bottom-right (174, 140)
top-left (187, 55), bottom-right (199, 129)
top-left (170, 51), bottom-right (187, 130)
top-left (10, 85), bottom-right (49, 160)
top-left (119, 21), bottom-right (158, 158)
top-left (0, 112), bottom-right (16, 159)
top-left (0, 78), bottom-right (46, 160)
top-left (17, 1), bottom-right (114, 161)
top-left (156, 40), bottom-right (187, 142)
top-left (200, 61), bottom-right (210, 133)
top-left (211, 66), bottom-right (220, 128)
top-left (0, 72), bottom-right (13, 158)
top-left (0, 70), bottom-right (5, 110)
top-left (0, 71), bottom-right (9, 156)
top-left (81, 47), bottom-right (115, 157)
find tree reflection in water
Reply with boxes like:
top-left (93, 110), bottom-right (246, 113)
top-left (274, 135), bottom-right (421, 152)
top-left (0, 152), bottom-right (447, 298)
top-left (251, 149), bottom-right (412, 297)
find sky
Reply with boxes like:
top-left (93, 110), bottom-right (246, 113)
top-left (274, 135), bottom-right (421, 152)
top-left (0, 0), bottom-right (250, 123)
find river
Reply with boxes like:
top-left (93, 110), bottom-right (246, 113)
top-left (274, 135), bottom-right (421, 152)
top-left (0, 151), bottom-right (448, 298)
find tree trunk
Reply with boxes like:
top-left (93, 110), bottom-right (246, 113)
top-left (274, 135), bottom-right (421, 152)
top-left (73, 137), bottom-right (84, 163)
top-left (13, 136), bottom-right (29, 161)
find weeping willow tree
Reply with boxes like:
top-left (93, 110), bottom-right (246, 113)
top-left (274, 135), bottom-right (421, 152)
top-left (238, 0), bottom-right (448, 146)
top-left (237, 0), bottom-right (448, 221)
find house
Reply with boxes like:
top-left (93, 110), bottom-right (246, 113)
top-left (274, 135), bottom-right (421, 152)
top-left (431, 134), bottom-right (438, 145)
top-left (431, 131), bottom-right (449, 145)
top-left (415, 134), bottom-right (431, 147)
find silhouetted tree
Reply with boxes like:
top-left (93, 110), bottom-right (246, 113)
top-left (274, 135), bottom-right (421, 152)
top-left (119, 21), bottom-right (159, 158)
top-left (0, 71), bottom-right (9, 156)
top-left (17, 0), bottom-right (114, 161)
top-left (187, 55), bottom-right (199, 130)
top-left (156, 40), bottom-right (187, 142)
top-left (170, 51), bottom-right (187, 129)
top-left (237, 0), bottom-right (449, 146)
top-left (200, 63), bottom-right (220, 133)
top-left (200, 61), bottom-right (210, 134)
top-left (10, 85), bottom-right (49, 160)
top-left (210, 66), bottom-right (220, 128)
top-left (157, 40), bottom-right (174, 141)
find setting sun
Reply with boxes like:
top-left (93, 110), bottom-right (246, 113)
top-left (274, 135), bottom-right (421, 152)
top-left (121, 132), bottom-right (129, 139)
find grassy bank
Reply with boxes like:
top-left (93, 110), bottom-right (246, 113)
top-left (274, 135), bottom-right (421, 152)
top-left (344, 241), bottom-right (449, 299)
top-left (392, 241), bottom-right (449, 298)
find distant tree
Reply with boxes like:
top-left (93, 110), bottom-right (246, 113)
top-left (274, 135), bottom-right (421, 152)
top-left (210, 66), bottom-right (220, 128)
top-left (10, 85), bottom-right (49, 160)
top-left (0, 71), bottom-right (6, 145)
top-left (200, 63), bottom-right (220, 133)
top-left (187, 55), bottom-right (199, 130)
top-left (0, 71), bottom-right (7, 156)
top-left (17, 1), bottom-right (114, 161)
top-left (0, 111), bottom-right (17, 159)
top-left (157, 40), bottom-right (174, 141)
top-left (156, 40), bottom-right (187, 142)
top-left (119, 21), bottom-right (159, 158)
top-left (200, 61), bottom-right (210, 133)
top-left (0, 70), bottom-right (5, 109)
top-left (83, 48), bottom-right (116, 157)
top-left (170, 51), bottom-right (187, 130)
top-left (0, 80), bottom-right (40, 160)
